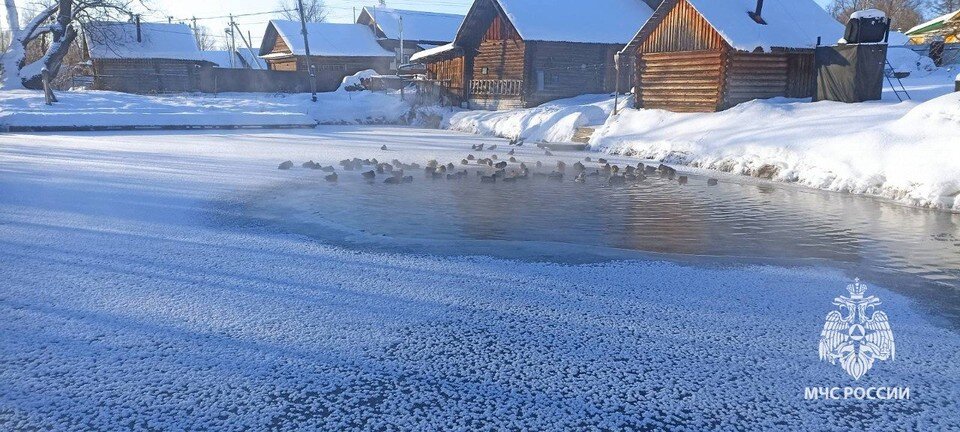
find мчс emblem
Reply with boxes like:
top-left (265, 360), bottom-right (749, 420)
top-left (818, 278), bottom-right (896, 380)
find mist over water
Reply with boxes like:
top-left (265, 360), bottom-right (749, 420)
top-left (243, 168), bottom-right (960, 325)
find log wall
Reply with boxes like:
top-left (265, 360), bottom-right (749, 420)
top-left (636, 50), bottom-right (725, 112)
top-left (426, 56), bottom-right (466, 100)
top-left (524, 42), bottom-right (624, 107)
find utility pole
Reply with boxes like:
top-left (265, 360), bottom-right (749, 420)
top-left (167, 16), bottom-right (173, 24)
top-left (397, 15), bottom-right (403, 76)
top-left (228, 14), bottom-right (236, 68)
top-left (297, 0), bottom-right (317, 101)
top-left (191, 17), bottom-right (200, 48)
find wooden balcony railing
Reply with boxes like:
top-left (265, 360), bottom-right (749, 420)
top-left (470, 79), bottom-right (523, 96)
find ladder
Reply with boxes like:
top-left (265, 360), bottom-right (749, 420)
top-left (884, 60), bottom-right (911, 102)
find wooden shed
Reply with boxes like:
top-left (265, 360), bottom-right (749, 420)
top-left (410, 0), bottom-right (655, 110)
top-left (84, 21), bottom-right (211, 93)
top-left (625, 0), bottom-right (844, 112)
top-left (259, 20), bottom-right (394, 89)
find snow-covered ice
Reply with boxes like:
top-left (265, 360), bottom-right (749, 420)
top-left (1, 127), bottom-right (958, 430)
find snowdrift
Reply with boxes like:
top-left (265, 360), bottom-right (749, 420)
top-left (446, 94), bottom-right (628, 143)
top-left (591, 93), bottom-right (960, 211)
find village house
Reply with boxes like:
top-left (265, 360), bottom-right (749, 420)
top-left (906, 9), bottom-right (960, 44)
top-left (624, 0), bottom-right (843, 112)
top-left (410, 0), bottom-right (656, 110)
top-left (84, 21), bottom-right (211, 93)
top-left (258, 20), bottom-right (393, 91)
top-left (356, 7), bottom-right (465, 73)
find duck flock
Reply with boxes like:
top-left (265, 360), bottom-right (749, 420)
top-left (277, 141), bottom-right (719, 187)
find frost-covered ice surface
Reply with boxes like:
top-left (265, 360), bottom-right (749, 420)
top-left (1, 127), bottom-right (959, 430)
top-left (0, 71), bottom-right (413, 129)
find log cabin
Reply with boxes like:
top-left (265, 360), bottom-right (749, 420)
top-left (259, 21), bottom-right (394, 91)
top-left (410, 0), bottom-right (656, 110)
top-left (624, 0), bottom-right (844, 112)
top-left (356, 7), bottom-right (465, 73)
top-left (84, 21), bottom-right (212, 93)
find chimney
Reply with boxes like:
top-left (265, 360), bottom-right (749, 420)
top-left (749, 0), bottom-right (767, 25)
top-left (135, 15), bottom-right (142, 42)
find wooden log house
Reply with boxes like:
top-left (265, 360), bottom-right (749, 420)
top-left (624, 0), bottom-right (844, 112)
top-left (410, 0), bottom-right (656, 110)
top-left (259, 21), bottom-right (394, 91)
top-left (84, 21), bottom-right (213, 93)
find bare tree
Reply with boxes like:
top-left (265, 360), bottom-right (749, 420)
top-left (827, 0), bottom-right (926, 30)
top-left (276, 0), bottom-right (328, 23)
top-left (929, 0), bottom-right (960, 15)
top-left (194, 25), bottom-right (218, 51)
top-left (2, 0), bottom-right (141, 89)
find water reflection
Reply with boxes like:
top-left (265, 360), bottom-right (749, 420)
top-left (242, 170), bottom-right (960, 324)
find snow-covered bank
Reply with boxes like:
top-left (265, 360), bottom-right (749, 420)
top-left (0, 72), bottom-right (413, 129)
top-left (446, 94), bottom-right (629, 142)
top-left (592, 92), bottom-right (960, 211)
top-left (1, 127), bottom-right (957, 429)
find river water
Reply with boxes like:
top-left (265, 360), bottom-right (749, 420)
top-left (243, 163), bottom-right (960, 326)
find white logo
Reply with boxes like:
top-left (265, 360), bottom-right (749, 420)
top-left (818, 279), bottom-right (896, 380)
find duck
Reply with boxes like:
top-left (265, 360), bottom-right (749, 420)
top-left (467, 154), bottom-right (476, 161)
top-left (509, 157), bottom-right (517, 163)
top-left (556, 161), bottom-right (566, 173)
top-left (381, 145), bottom-right (388, 151)
top-left (544, 150), bottom-right (554, 156)
top-left (362, 170), bottom-right (376, 180)
top-left (495, 161), bottom-right (508, 169)
top-left (508, 149), bottom-right (515, 155)
top-left (575, 172), bottom-right (586, 183)
top-left (708, 178), bottom-right (719, 186)
top-left (573, 162), bottom-right (586, 172)
top-left (598, 158), bottom-right (608, 164)
top-left (302, 160), bottom-right (318, 169)
top-left (325, 173), bottom-right (338, 182)
top-left (678, 176), bottom-right (688, 185)
top-left (402, 176), bottom-right (414, 183)
top-left (480, 175), bottom-right (497, 183)
top-left (384, 176), bottom-right (400, 184)
top-left (278, 160), bottom-right (294, 170)
top-left (489, 144), bottom-right (498, 151)
top-left (320, 166), bottom-right (336, 173)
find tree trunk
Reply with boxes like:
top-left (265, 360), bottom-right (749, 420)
top-left (20, 0), bottom-right (75, 89)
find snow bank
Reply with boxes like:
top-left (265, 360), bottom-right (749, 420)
top-left (446, 94), bottom-right (628, 142)
top-left (0, 81), bottom-right (414, 129)
top-left (591, 94), bottom-right (960, 211)
top-left (887, 47), bottom-right (936, 75)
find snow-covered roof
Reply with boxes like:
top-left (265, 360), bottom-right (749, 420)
top-left (409, 43), bottom-right (459, 63)
top-left (905, 9), bottom-right (960, 35)
top-left (236, 48), bottom-right (265, 69)
top-left (685, 0), bottom-right (844, 51)
top-left (199, 51), bottom-right (245, 68)
top-left (85, 22), bottom-right (203, 61)
top-left (360, 7), bottom-right (464, 43)
top-left (491, 0), bottom-right (655, 44)
top-left (267, 20), bottom-right (394, 57)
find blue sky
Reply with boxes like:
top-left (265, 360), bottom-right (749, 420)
top-left (2, 0), bottom-right (835, 50)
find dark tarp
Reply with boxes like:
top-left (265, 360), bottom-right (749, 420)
top-left (814, 44), bottom-right (887, 103)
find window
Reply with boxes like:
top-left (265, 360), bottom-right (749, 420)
top-left (481, 67), bottom-right (489, 75)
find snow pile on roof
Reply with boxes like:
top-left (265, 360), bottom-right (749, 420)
top-left (199, 51), bottom-right (243, 68)
top-left (887, 31), bottom-right (909, 46)
top-left (850, 9), bottom-right (885, 20)
top-left (906, 9), bottom-right (960, 35)
top-left (85, 22), bottom-right (202, 61)
top-left (236, 48), bottom-right (264, 69)
top-left (496, 0), bottom-right (654, 44)
top-left (362, 7), bottom-right (464, 43)
top-left (409, 43), bottom-right (458, 63)
top-left (269, 20), bottom-right (394, 57)
top-left (686, 0), bottom-right (844, 51)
